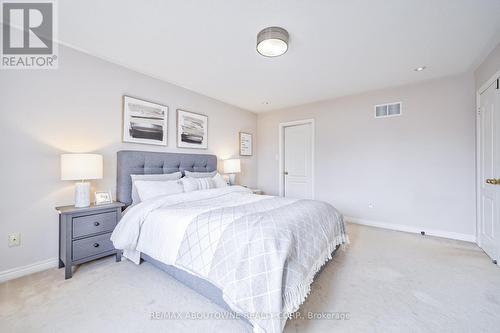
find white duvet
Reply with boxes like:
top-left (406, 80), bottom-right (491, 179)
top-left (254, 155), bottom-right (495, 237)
top-left (111, 186), bottom-right (269, 265)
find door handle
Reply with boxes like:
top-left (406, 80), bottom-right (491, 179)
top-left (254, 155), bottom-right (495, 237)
top-left (486, 178), bottom-right (500, 185)
top-left (284, 171), bottom-right (288, 175)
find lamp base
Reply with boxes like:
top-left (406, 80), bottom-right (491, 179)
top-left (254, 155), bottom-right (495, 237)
top-left (75, 182), bottom-right (90, 208)
top-left (228, 174), bottom-right (236, 186)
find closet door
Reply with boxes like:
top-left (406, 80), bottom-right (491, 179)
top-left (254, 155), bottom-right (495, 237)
top-left (478, 78), bottom-right (500, 263)
top-left (283, 123), bottom-right (313, 199)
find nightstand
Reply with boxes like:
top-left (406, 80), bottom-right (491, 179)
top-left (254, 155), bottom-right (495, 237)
top-left (55, 202), bottom-right (125, 279)
top-left (241, 186), bottom-right (263, 195)
top-left (245, 188), bottom-right (263, 195)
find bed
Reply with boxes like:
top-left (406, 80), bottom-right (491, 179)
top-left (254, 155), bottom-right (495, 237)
top-left (111, 150), bottom-right (348, 333)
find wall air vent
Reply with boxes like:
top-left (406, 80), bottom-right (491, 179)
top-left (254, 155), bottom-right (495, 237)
top-left (374, 102), bottom-right (402, 118)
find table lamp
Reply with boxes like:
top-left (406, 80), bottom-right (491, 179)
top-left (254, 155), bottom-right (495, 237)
top-left (61, 154), bottom-right (103, 207)
top-left (223, 159), bottom-right (241, 185)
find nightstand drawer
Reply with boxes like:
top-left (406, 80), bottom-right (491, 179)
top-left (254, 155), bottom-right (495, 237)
top-left (72, 211), bottom-right (117, 238)
top-left (72, 233), bottom-right (114, 261)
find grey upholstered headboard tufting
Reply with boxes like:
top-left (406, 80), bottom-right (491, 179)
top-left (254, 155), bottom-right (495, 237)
top-left (116, 150), bottom-right (217, 205)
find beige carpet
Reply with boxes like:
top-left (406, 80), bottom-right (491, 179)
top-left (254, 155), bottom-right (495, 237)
top-left (1, 224), bottom-right (499, 333)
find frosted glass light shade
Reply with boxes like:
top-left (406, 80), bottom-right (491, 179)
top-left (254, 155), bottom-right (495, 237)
top-left (257, 39), bottom-right (288, 57)
top-left (223, 159), bottom-right (241, 174)
top-left (61, 154), bottom-right (103, 181)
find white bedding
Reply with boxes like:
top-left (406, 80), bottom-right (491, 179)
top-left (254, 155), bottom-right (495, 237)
top-left (112, 186), bottom-right (268, 264)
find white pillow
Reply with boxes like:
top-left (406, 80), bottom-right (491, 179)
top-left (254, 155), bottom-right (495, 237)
top-left (184, 170), bottom-right (218, 178)
top-left (130, 172), bottom-right (182, 204)
top-left (134, 180), bottom-right (184, 202)
top-left (213, 173), bottom-right (228, 188)
top-left (180, 177), bottom-right (216, 192)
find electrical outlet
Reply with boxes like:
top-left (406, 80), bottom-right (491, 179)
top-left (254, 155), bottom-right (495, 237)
top-left (8, 233), bottom-right (20, 247)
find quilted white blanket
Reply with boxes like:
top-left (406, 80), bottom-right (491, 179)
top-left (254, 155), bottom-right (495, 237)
top-left (111, 186), bottom-right (348, 333)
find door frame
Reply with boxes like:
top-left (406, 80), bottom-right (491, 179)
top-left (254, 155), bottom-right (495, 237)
top-left (278, 118), bottom-right (315, 198)
top-left (476, 68), bottom-right (500, 250)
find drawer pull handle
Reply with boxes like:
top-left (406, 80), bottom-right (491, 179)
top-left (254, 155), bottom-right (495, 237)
top-left (94, 222), bottom-right (100, 226)
top-left (93, 243), bottom-right (100, 248)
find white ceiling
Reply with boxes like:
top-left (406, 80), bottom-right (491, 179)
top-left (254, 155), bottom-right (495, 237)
top-left (58, 0), bottom-right (500, 112)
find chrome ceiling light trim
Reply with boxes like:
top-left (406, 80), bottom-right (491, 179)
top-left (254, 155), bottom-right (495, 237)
top-left (256, 27), bottom-right (289, 57)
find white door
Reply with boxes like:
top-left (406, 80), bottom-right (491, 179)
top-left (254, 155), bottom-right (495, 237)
top-left (283, 123), bottom-right (313, 199)
top-left (478, 77), bottom-right (500, 263)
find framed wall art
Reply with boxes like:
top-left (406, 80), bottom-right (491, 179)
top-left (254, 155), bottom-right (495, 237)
top-left (177, 109), bottom-right (208, 149)
top-left (123, 96), bottom-right (168, 146)
top-left (239, 132), bottom-right (253, 156)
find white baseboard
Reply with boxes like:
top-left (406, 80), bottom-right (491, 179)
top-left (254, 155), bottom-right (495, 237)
top-left (345, 216), bottom-right (476, 243)
top-left (0, 257), bottom-right (59, 283)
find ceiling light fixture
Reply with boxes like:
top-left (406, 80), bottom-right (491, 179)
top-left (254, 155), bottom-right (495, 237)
top-left (257, 27), bottom-right (289, 57)
top-left (414, 66), bottom-right (426, 72)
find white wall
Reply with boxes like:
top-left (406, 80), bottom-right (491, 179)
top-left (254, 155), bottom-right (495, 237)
top-left (475, 41), bottom-right (500, 89)
top-left (0, 45), bottom-right (257, 274)
top-left (257, 73), bottom-right (476, 239)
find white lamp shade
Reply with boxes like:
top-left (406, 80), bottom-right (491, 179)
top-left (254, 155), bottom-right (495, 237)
top-left (61, 154), bottom-right (103, 181)
top-left (223, 159), bottom-right (241, 174)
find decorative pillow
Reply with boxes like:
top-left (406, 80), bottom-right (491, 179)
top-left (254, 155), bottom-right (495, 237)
top-left (181, 177), bottom-right (216, 192)
top-left (130, 172), bottom-right (182, 204)
top-left (213, 173), bottom-right (228, 188)
top-left (184, 170), bottom-right (218, 178)
top-left (134, 180), bottom-right (184, 202)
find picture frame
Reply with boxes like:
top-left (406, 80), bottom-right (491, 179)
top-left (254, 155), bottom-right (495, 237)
top-left (123, 95), bottom-right (168, 146)
top-left (177, 109), bottom-right (208, 149)
top-left (94, 191), bottom-right (112, 205)
top-left (239, 132), bottom-right (253, 156)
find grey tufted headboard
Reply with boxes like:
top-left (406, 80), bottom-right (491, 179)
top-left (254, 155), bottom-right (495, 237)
top-left (116, 150), bottom-right (217, 205)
